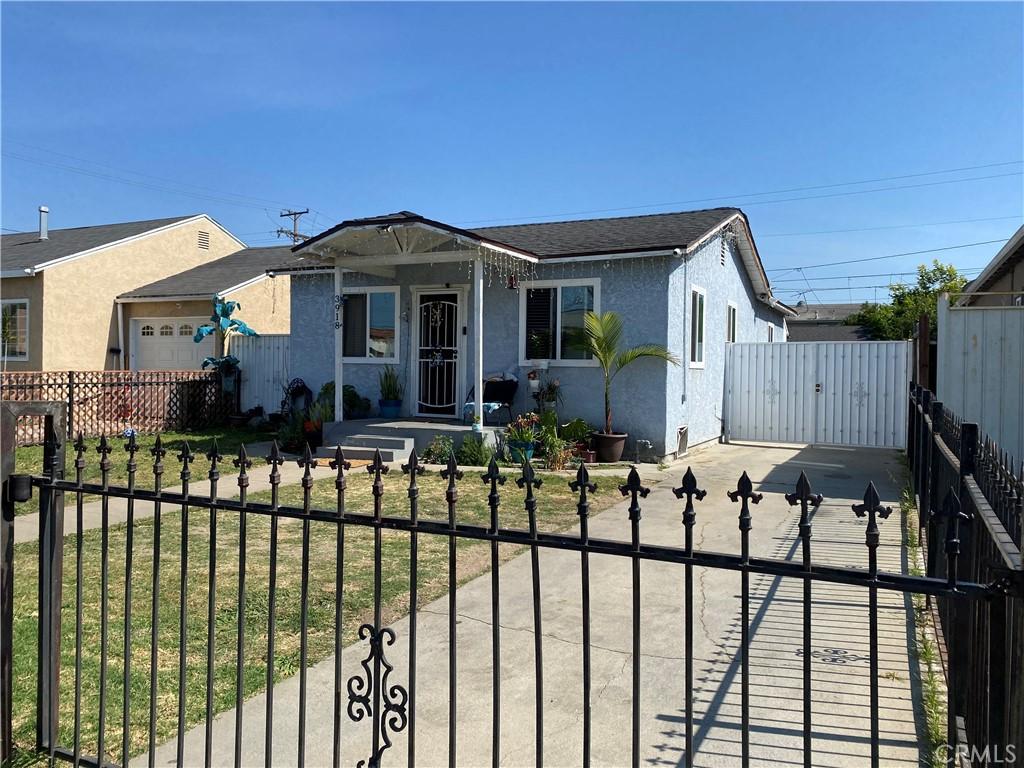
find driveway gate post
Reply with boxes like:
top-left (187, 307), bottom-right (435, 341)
top-left (36, 418), bottom-right (65, 754)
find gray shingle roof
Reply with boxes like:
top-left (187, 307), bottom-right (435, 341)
top-left (790, 303), bottom-right (863, 322)
top-left (296, 207), bottom-right (742, 260)
top-left (119, 246), bottom-right (296, 299)
top-left (471, 207), bottom-right (741, 258)
top-left (1, 215), bottom-right (196, 272)
top-left (787, 323), bottom-right (872, 342)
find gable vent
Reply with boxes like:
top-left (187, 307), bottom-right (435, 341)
top-left (198, 230), bottom-right (210, 249)
top-left (720, 238), bottom-right (727, 267)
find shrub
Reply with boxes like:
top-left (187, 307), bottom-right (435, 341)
top-left (422, 433), bottom-right (455, 464)
top-left (457, 434), bottom-right (494, 466)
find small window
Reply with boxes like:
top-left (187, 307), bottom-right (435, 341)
top-left (768, 325), bottom-right (774, 343)
top-left (519, 280), bottom-right (599, 363)
top-left (178, 323), bottom-right (193, 336)
top-left (342, 289), bottom-right (399, 362)
top-left (690, 286), bottom-right (705, 367)
top-left (141, 324), bottom-right (154, 337)
top-left (727, 304), bottom-right (738, 343)
top-left (159, 324), bottom-right (174, 336)
top-left (198, 231), bottom-right (210, 250)
top-left (1, 299), bottom-right (29, 361)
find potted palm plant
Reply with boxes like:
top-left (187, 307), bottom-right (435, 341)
top-left (582, 311), bottom-right (679, 462)
top-left (378, 366), bottom-right (403, 418)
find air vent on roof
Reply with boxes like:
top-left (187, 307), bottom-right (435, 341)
top-left (198, 231), bottom-right (210, 250)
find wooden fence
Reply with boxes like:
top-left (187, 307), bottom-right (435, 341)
top-left (0, 370), bottom-right (226, 445)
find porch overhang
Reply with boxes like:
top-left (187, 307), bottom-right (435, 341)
top-left (291, 211), bottom-right (539, 273)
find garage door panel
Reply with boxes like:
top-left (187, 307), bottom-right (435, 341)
top-left (134, 318), bottom-right (215, 371)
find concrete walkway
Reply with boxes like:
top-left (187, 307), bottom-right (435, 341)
top-left (139, 442), bottom-right (922, 767)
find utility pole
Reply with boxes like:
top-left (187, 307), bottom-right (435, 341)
top-left (277, 209), bottom-right (309, 243)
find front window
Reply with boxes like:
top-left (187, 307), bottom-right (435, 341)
top-left (690, 286), bottom-right (705, 367)
top-left (343, 288), bottom-right (399, 362)
top-left (520, 279), bottom-right (599, 363)
top-left (1, 300), bottom-right (29, 360)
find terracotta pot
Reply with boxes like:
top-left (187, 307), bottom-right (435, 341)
top-left (592, 432), bottom-right (627, 463)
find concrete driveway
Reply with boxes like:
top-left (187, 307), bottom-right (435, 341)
top-left (141, 442), bottom-right (923, 767)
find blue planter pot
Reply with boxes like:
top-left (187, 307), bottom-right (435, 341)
top-left (508, 440), bottom-right (535, 464)
top-left (379, 400), bottom-right (402, 418)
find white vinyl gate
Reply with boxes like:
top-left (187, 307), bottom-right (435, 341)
top-left (231, 334), bottom-right (290, 414)
top-left (725, 341), bottom-right (911, 448)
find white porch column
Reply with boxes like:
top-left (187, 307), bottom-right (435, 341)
top-left (334, 263), bottom-right (344, 421)
top-left (473, 257), bottom-right (484, 426)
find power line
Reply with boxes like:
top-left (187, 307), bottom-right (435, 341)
top-left (766, 239), bottom-right (1006, 271)
top-left (771, 266), bottom-right (985, 283)
top-left (759, 214), bottom-right (1022, 238)
top-left (456, 161), bottom-right (1023, 225)
top-left (2, 147), bottom-right (339, 222)
top-left (5, 139), bottom-right (303, 209)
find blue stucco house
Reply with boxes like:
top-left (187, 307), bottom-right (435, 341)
top-left (277, 207), bottom-right (793, 460)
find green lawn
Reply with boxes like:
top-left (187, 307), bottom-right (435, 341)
top-left (12, 425), bottom-right (275, 515)
top-left (10, 467), bottom-right (627, 763)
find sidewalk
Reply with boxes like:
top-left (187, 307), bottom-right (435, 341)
top-left (137, 442), bottom-right (923, 767)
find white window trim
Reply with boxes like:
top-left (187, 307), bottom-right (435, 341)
top-left (518, 277), bottom-right (601, 367)
top-left (1, 298), bottom-right (30, 362)
top-left (689, 284), bottom-right (706, 369)
top-left (341, 286), bottom-right (401, 364)
top-left (726, 301), bottom-right (738, 344)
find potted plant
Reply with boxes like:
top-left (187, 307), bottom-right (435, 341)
top-left (471, 414), bottom-right (483, 434)
top-left (562, 417), bottom-right (596, 463)
top-left (378, 366), bottom-right (403, 418)
top-left (581, 311), bottom-right (679, 462)
top-left (505, 412), bottom-right (539, 464)
top-left (303, 401), bottom-right (329, 449)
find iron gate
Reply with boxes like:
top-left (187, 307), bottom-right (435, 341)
top-left (1, 399), bottom-right (1020, 768)
top-left (725, 341), bottom-right (911, 448)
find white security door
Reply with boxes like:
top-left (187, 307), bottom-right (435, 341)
top-left (725, 341), bottom-right (911, 448)
top-left (133, 318), bottom-right (215, 370)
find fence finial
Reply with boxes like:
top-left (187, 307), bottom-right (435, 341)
top-left (402, 448), bottom-right (425, 480)
top-left (570, 463), bottom-right (598, 518)
top-left (619, 466), bottom-right (650, 522)
top-left (440, 450), bottom-right (463, 486)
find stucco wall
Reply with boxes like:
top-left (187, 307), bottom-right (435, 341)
top-left (289, 258), bottom-right (675, 453)
top-left (34, 217), bottom-right (240, 370)
top-left (120, 273), bottom-right (290, 365)
top-left (664, 235), bottom-right (788, 451)
top-left (966, 259), bottom-right (1024, 307)
top-left (0, 273), bottom-right (45, 371)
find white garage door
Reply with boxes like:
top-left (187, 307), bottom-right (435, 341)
top-left (133, 318), bottom-right (216, 370)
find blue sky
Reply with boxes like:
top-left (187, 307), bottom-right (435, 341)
top-left (2, 2), bottom-right (1022, 302)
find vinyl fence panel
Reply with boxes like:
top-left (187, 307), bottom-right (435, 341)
top-left (232, 334), bottom-right (290, 415)
top-left (726, 341), bottom-right (910, 448)
top-left (937, 295), bottom-right (1024, 463)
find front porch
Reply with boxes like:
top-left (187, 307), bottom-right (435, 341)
top-left (321, 417), bottom-right (500, 463)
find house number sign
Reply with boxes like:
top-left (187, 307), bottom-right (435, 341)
top-left (334, 294), bottom-right (344, 330)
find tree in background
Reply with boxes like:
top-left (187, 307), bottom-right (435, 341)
top-left (846, 260), bottom-right (967, 340)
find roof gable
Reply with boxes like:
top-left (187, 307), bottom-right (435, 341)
top-left (0, 214), bottom-right (243, 275)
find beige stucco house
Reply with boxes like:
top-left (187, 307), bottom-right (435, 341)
top-left (0, 210), bottom-right (291, 371)
top-left (956, 225), bottom-right (1024, 307)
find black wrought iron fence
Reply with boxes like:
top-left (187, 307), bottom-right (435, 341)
top-left (907, 385), bottom-right (1024, 761)
top-left (2, 398), bottom-right (1021, 768)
